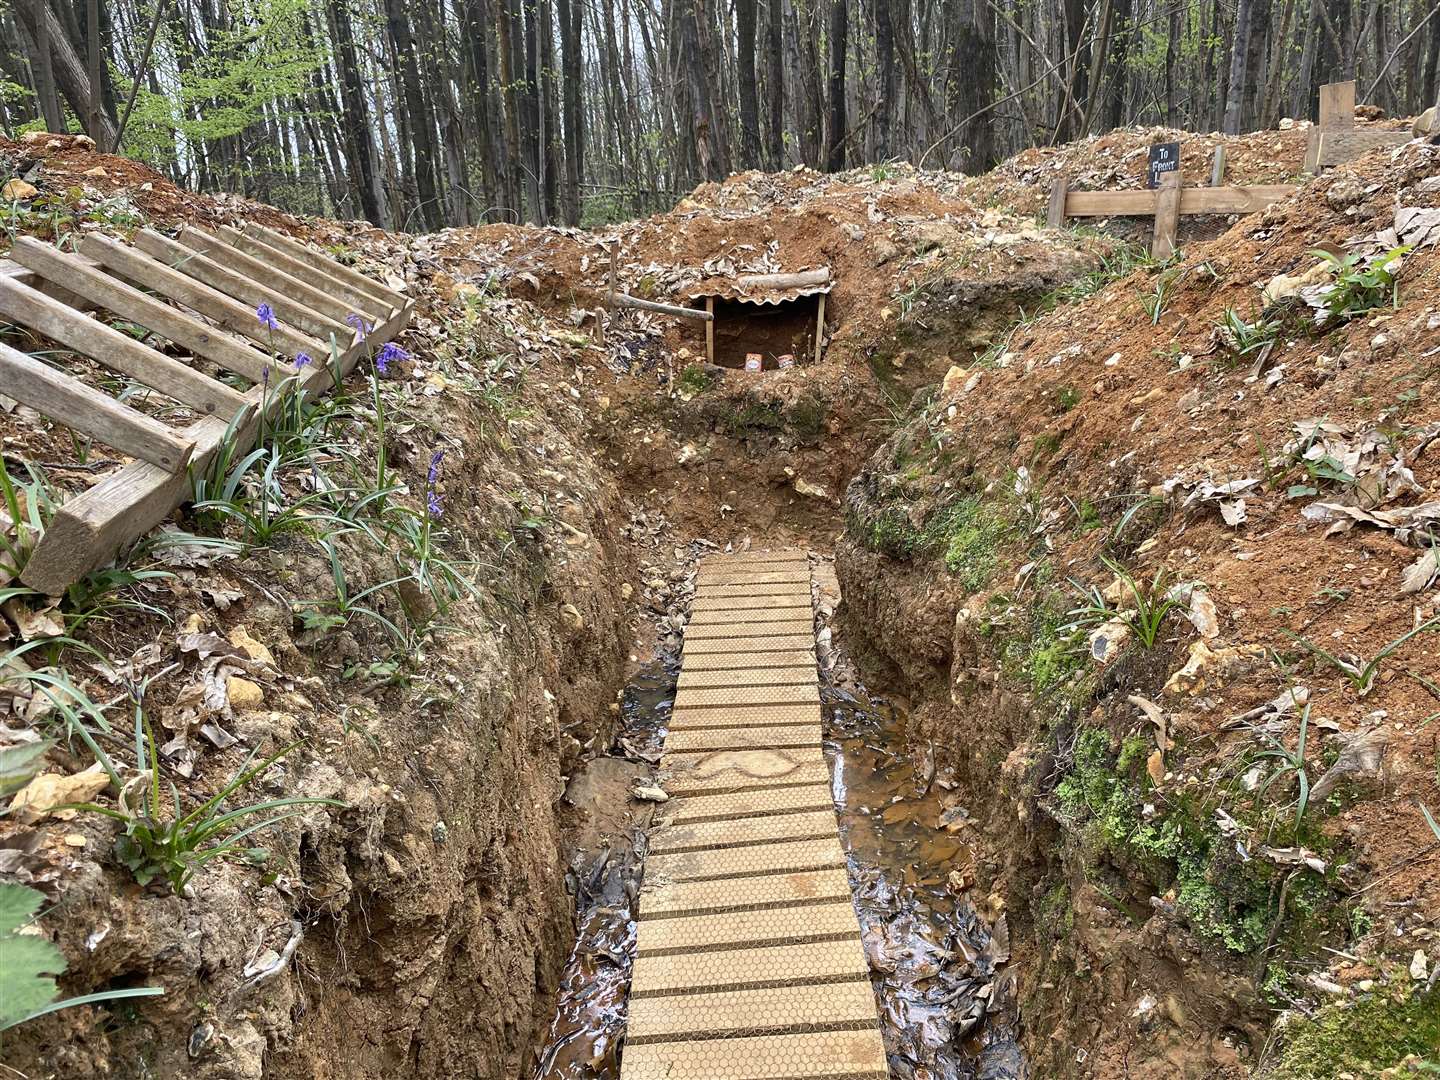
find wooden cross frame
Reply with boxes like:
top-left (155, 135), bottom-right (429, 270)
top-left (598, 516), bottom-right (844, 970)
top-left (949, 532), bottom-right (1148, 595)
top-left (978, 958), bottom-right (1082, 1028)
top-left (1046, 174), bottom-right (1298, 258)
top-left (0, 223), bottom-right (413, 594)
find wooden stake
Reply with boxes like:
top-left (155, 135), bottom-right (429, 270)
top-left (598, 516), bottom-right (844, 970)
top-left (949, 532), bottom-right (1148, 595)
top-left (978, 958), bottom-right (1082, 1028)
top-left (1046, 176), bottom-right (1070, 228)
top-left (705, 296), bottom-right (715, 364)
top-left (1209, 146), bottom-right (1227, 186)
top-left (813, 293), bottom-right (827, 364)
top-left (1318, 80), bottom-right (1356, 129)
top-left (613, 293), bottom-right (712, 320)
top-left (0, 343), bottom-right (194, 470)
top-left (1151, 170), bottom-right (1183, 261)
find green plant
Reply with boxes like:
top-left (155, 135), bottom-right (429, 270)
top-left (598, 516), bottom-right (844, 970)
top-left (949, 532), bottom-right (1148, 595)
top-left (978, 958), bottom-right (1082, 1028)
top-left (1285, 615), bottom-right (1440, 697)
top-left (293, 536), bottom-right (411, 646)
top-left (1310, 245), bottom-right (1409, 324)
top-left (1056, 385), bottom-right (1081, 412)
top-left (1215, 306), bottom-right (1284, 357)
top-left (1070, 556), bottom-right (1186, 649)
top-left (0, 740), bottom-right (51, 796)
top-left (0, 455), bottom-right (57, 576)
top-left (0, 882), bottom-right (163, 1034)
top-left (73, 687), bottom-right (342, 893)
top-left (1250, 702), bottom-right (1313, 831)
top-left (1139, 268), bottom-right (1179, 325)
top-left (193, 444), bottom-right (352, 545)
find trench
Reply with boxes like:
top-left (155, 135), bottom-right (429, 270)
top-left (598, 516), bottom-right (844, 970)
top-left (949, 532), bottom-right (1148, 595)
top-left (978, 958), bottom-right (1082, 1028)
top-left (531, 642), bottom-right (1027, 1079)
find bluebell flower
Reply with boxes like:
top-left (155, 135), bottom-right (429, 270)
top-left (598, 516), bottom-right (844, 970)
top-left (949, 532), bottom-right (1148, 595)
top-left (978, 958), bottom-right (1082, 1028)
top-left (294, 353), bottom-right (313, 369)
top-left (346, 313), bottom-right (374, 337)
top-left (375, 342), bottom-right (408, 374)
top-left (256, 302), bottom-right (278, 330)
top-left (426, 450), bottom-right (444, 518)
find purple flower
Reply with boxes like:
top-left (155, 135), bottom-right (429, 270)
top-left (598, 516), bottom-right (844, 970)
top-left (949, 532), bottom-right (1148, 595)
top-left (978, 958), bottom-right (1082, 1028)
top-left (294, 352), bottom-right (313, 369)
top-left (425, 450), bottom-right (444, 518)
top-left (375, 342), bottom-right (408, 374)
top-left (256, 302), bottom-right (278, 330)
top-left (346, 313), bottom-right (374, 337)
top-left (261, 364), bottom-right (271, 389)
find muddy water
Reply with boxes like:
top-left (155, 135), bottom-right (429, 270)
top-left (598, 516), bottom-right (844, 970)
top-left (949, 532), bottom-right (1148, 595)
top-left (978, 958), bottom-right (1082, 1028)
top-left (532, 661), bottom-right (674, 1079)
top-left (827, 682), bottom-right (1028, 1080)
top-left (532, 664), bottom-right (1028, 1079)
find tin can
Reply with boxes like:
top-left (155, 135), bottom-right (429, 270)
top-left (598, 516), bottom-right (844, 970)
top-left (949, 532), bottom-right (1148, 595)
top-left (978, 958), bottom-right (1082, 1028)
top-left (776, 353), bottom-right (795, 370)
top-left (744, 353), bottom-right (762, 372)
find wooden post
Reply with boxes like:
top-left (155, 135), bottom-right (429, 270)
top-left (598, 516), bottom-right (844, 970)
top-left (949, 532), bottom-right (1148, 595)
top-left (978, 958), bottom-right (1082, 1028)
top-left (1318, 80), bottom-right (1356, 129)
top-left (1151, 171), bottom-right (1183, 261)
top-left (705, 296), bottom-right (715, 364)
top-left (1046, 176), bottom-right (1069, 228)
top-left (1209, 146), bottom-right (1227, 186)
top-left (813, 293), bottom-right (827, 364)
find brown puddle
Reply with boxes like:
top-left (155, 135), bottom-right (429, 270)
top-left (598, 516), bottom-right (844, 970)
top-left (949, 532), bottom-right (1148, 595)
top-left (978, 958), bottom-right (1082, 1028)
top-left (826, 682), bottom-right (1028, 1080)
top-left (532, 664), bottom-right (1029, 1079)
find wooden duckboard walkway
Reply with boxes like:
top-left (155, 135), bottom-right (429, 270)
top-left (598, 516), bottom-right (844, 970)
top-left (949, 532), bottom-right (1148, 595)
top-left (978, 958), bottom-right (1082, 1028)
top-left (622, 551), bottom-right (887, 1080)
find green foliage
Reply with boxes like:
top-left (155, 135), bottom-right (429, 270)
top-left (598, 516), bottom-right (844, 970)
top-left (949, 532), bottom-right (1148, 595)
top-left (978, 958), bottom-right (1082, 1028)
top-left (1056, 385), bottom-right (1081, 412)
top-left (0, 882), bottom-right (163, 1034)
top-left (1310, 246), bottom-right (1409, 325)
top-left (0, 741), bottom-right (51, 797)
top-left (0, 455), bottom-right (57, 577)
top-left (1251, 703), bottom-right (1313, 830)
top-left (1048, 239), bottom-right (1154, 306)
top-left (676, 364), bottom-right (718, 396)
top-left (1216, 306), bottom-right (1285, 357)
top-left (119, 0), bottom-right (327, 169)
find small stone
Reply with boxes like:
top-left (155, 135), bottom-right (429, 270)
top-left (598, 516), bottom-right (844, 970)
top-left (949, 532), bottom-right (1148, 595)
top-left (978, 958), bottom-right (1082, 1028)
top-left (82, 166), bottom-right (108, 178)
top-left (225, 676), bottom-right (264, 711)
top-left (1326, 178), bottom-right (1366, 210)
top-left (793, 477), bottom-right (831, 501)
top-left (1, 179), bottom-right (38, 201)
top-left (228, 625), bottom-right (275, 666)
top-left (632, 786), bottom-right (669, 803)
top-left (63, 833), bottom-right (86, 847)
top-left (1411, 950), bottom-right (1429, 981)
top-left (620, 582), bottom-right (634, 600)
top-left (559, 603), bottom-right (585, 633)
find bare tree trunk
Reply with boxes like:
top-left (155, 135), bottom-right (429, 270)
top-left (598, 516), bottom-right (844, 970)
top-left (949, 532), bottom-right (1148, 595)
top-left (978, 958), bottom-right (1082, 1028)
top-left (826, 0), bottom-right (847, 170)
top-left (736, 0), bottom-right (761, 167)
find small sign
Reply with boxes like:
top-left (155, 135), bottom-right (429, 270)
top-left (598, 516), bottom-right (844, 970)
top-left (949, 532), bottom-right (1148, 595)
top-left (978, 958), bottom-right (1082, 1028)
top-left (744, 353), bottom-right (762, 372)
top-left (1147, 142), bottom-right (1180, 188)
top-left (776, 353), bottom-right (795, 370)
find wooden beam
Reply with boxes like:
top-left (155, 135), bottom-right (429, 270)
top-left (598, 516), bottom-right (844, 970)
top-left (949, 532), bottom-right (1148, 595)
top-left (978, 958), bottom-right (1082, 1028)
top-left (175, 226), bottom-right (360, 325)
top-left (132, 229), bottom-right (351, 342)
top-left (1062, 184), bottom-right (1297, 218)
top-left (1151, 170), bottom-right (1183, 261)
top-left (1316, 129), bottom-right (1411, 169)
top-left (1046, 176), bottom-right (1069, 228)
top-left (20, 301), bottom-right (415, 594)
top-left (734, 268), bottom-right (830, 290)
top-left (241, 223), bottom-right (406, 310)
top-left (217, 225), bottom-right (392, 322)
top-left (11, 236), bottom-right (276, 384)
top-left (82, 234), bottom-right (328, 361)
top-left (0, 343), bottom-right (194, 471)
top-left (614, 292), bottom-right (713, 320)
top-left (0, 276), bottom-right (247, 417)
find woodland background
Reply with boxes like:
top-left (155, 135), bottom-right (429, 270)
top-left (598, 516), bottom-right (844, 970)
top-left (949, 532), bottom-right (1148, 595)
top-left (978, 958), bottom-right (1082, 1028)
top-left (2, 0), bottom-right (1439, 230)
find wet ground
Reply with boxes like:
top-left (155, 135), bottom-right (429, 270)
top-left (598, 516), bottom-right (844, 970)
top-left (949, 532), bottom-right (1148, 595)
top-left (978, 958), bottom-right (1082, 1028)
top-left (531, 663), bottom-right (1028, 1080)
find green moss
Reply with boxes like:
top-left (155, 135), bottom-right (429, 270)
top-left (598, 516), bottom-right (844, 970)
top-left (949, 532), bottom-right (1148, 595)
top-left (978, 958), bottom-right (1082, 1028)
top-left (712, 394), bottom-right (826, 443)
top-left (1272, 986), bottom-right (1440, 1079)
top-left (933, 496), bottom-right (1007, 591)
top-left (1057, 385), bottom-right (1081, 412)
top-left (676, 364), bottom-right (718, 396)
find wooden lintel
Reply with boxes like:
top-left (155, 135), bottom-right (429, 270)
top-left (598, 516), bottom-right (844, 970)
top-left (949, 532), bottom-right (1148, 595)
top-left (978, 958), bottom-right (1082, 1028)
top-left (614, 292), bottom-right (713, 321)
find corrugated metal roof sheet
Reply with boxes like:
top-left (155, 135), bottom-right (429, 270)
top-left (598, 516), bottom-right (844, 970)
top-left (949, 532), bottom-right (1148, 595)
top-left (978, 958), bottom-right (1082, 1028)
top-left (684, 267), bottom-right (832, 306)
